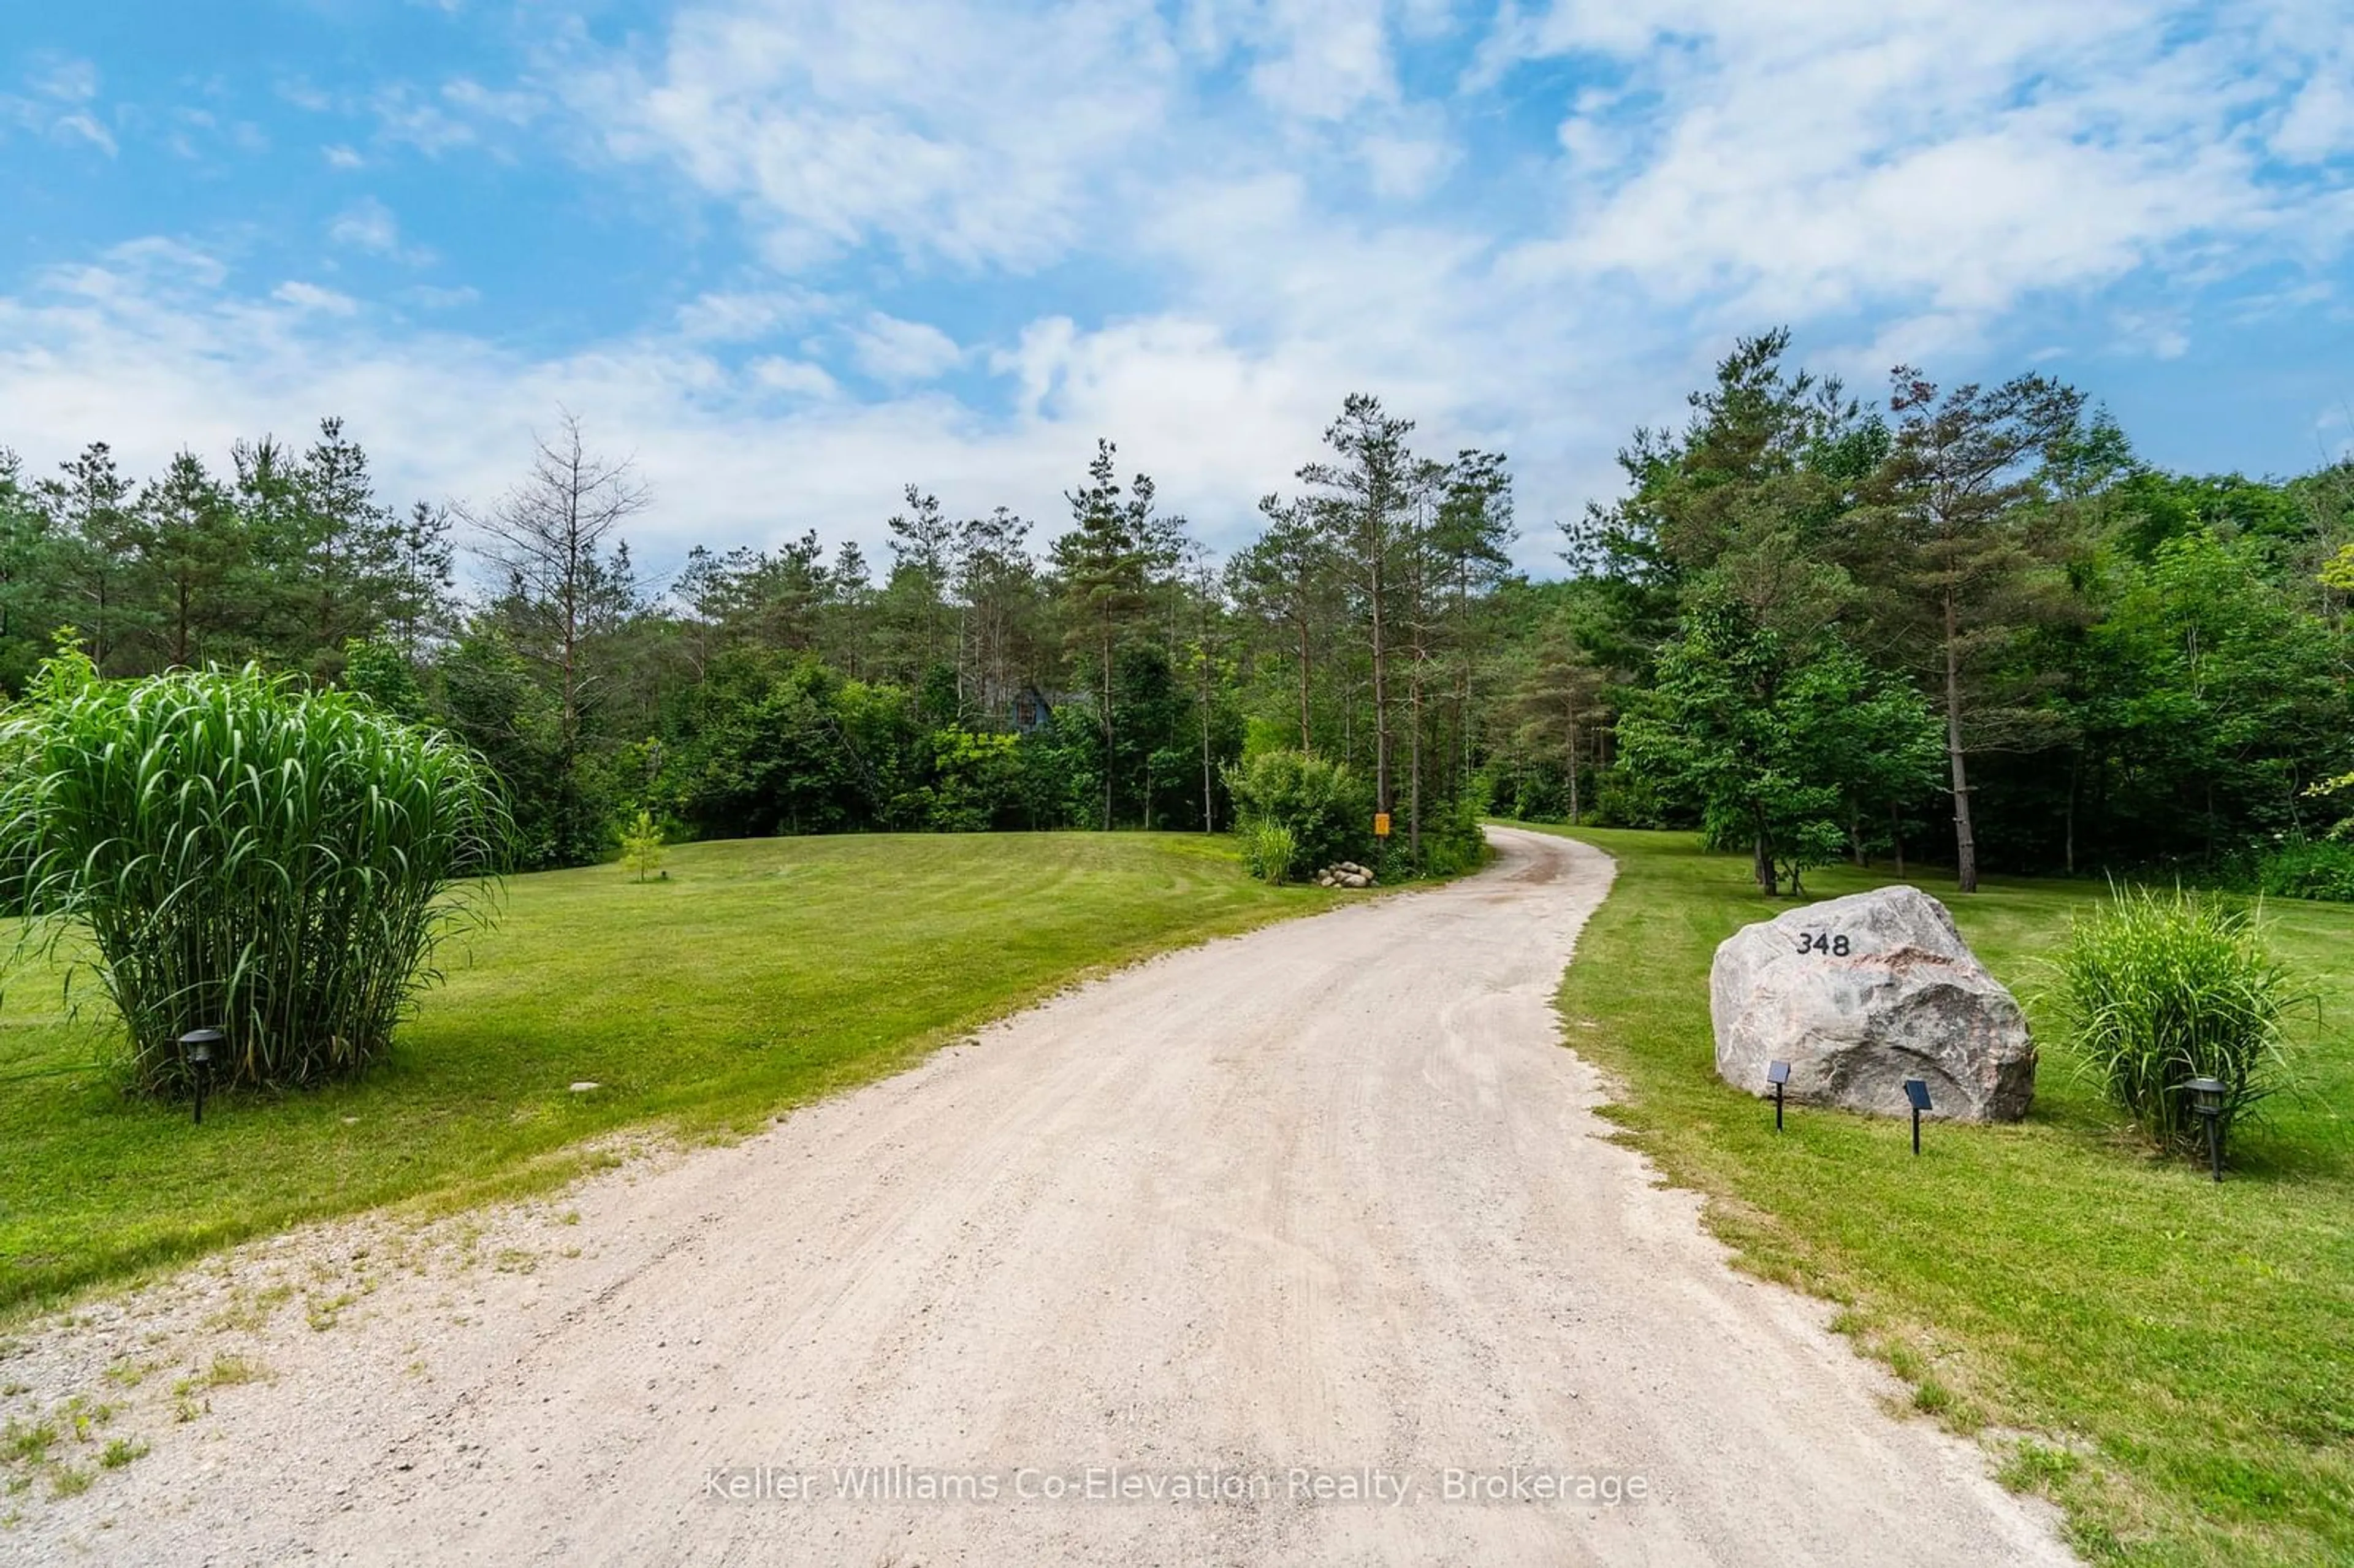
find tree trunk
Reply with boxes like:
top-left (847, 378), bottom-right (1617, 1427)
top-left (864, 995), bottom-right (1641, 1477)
top-left (91, 573), bottom-right (109, 675)
top-left (1198, 611), bottom-right (1216, 834)
top-left (1890, 801), bottom-right (1906, 877)
top-left (1296, 617), bottom-right (1312, 753)
top-left (1453, 566), bottom-right (1472, 797)
top-left (2065, 752), bottom-right (2079, 875)
top-left (1100, 617), bottom-right (1115, 832)
top-left (954, 599), bottom-right (968, 718)
top-left (1566, 720), bottom-right (1582, 827)
top-left (1408, 668), bottom-right (1423, 866)
top-left (1370, 550), bottom-right (1390, 815)
top-left (1754, 821), bottom-right (1778, 896)
top-left (1200, 700), bottom-right (1214, 834)
top-left (1944, 590), bottom-right (1979, 894)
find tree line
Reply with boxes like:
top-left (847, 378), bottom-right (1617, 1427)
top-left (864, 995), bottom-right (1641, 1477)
top-left (3, 332), bottom-right (2349, 894)
top-left (1546, 331), bottom-right (2354, 896)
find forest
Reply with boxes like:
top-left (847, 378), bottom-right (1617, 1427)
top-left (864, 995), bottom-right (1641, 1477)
top-left (2, 329), bottom-right (2350, 896)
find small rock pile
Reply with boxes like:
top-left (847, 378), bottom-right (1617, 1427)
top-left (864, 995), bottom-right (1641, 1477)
top-left (1314, 861), bottom-right (1378, 889)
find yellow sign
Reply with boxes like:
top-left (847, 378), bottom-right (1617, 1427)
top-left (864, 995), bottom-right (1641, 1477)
top-left (1373, 812), bottom-right (1392, 838)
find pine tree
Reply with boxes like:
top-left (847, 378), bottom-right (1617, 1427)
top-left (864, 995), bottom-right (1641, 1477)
top-left (1051, 440), bottom-right (1168, 830)
top-left (136, 450), bottom-right (247, 668)
top-left (39, 443), bottom-right (144, 675)
top-left (1505, 631), bottom-right (1609, 826)
top-left (1228, 495), bottom-right (1333, 754)
top-left (1863, 369), bottom-right (2086, 892)
top-left (1299, 394), bottom-right (1421, 826)
top-left (469, 411), bottom-right (651, 862)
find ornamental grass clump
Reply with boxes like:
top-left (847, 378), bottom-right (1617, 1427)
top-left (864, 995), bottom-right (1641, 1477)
top-left (0, 655), bottom-right (508, 1097)
top-left (2047, 884), bottom-right (2308, 1152)
top-left (1243, 820), bottom-right (1297, 886)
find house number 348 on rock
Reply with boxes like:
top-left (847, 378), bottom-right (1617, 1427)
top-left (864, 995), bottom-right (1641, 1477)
top-left (1796, 931), bottom-right (1851, 957)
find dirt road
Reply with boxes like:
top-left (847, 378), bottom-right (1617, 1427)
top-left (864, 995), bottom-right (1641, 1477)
top-left (14, 828), bottom-right (2066, 1564)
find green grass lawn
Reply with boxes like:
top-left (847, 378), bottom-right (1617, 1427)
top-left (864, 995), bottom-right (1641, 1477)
top-left (1530, 825), bottom-right (2354, 1568)
top-left (0, 831), bottom-right (1330, 1321)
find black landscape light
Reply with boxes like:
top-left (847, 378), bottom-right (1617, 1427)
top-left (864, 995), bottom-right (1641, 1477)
top-left (1768, 1060), bottom-right (1792, 1132)
top-left (2187, 1076), bottom-right (2228, 1183)
top-left (180, 1029), bottom-right (224, 1125)
top-left (1903, 1078), bottom-right (1932, 1156)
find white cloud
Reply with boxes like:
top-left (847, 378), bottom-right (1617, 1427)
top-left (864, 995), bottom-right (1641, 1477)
top-left (674, 287), bottom-right (828, 343)
top-left (49, 112), bottom-right (116, 156)
top-left (2274, 63), bottom-right (2354, 162)
top-left (749, 357), bottom-right (842, 398)
top-left (328, 197), bottom-right (437, 266)
top-left (2, 53), bottom-right (115, 155)
top-left (848, 313), bottom-right (964, 383)
top-left (566, 0), bottom-right (1182, 268)
top-left (271, 281), bottom-right (360, 315)
top-left (1243, 0), bottom-right (1398, 120)
top-left (328, 198), bottom-right (401, 254)
top-left (25, 56), bottom-right (99, 105)
top-left (0, 235), bottom-right (1487, 578)
top-left (359, 78), bottom-right (545, 158)
top-left (403, 284), bottom-right (482, 310)
top-left (368, 83), bottom-right (481, 154)
top-left (276, 78), bottom-right (335, 113)
top-left (1488, 1), bottom-right (2298, 341)
top-left (324, 143), bottom-right (365, 169)
top-left (1358, 129), bottom-right (1455, 199)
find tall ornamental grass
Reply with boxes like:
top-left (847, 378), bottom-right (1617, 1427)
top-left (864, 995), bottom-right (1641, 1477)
top-left (0, 657), bottom-right (508, 1096)
top-left (1243, 820), bottom-right (1297, 885)
top-left (2047, 885), bottom-right (2307, 1151)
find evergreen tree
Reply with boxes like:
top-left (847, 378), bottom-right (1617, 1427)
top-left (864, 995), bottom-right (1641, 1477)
top-left (39, 443), bottom-right (143, 675)
top-left (1299, 394), bottom-right (1422, 825)
top-left (135, 450), bottom-right (247, 669)
top-left (1862, 368), bottom-right (2087, 892)
top-left (1051, 440), bottom-right (1168, 830)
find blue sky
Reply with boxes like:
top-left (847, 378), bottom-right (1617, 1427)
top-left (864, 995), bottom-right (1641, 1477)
top-left (2, 1), bottom-right (2349, 580)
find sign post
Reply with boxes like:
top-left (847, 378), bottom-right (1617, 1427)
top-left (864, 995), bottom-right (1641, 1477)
top-left (1373, 812), bottom-right (1392, 839)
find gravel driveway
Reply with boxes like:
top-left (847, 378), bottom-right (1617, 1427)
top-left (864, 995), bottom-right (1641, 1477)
top-left (7, 827), bottom-right (2068, 1565)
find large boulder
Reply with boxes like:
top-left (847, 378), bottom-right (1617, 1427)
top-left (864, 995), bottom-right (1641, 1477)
top-left (1710, 885), bottom-right (2035, 1122)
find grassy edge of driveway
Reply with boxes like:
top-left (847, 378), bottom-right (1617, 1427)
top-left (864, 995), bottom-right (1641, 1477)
top-left (1523, 823), bottom-right (2354, 1568)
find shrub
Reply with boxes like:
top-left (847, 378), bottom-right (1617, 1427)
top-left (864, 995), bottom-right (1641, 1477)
top-left (1591, 762), bottom-right (1673, 829)
top-left (2046, 885), bottom-right (2308, 1152)
top-left (0, 657), bottom-right (508, 1096)
top-left (2252, 839), bottom-right (2354, 904)
top-left (1416, 797), bottom-right (1490, 878)
top-left (1221, 749), bottom-right (1372, 874)
top-left (926, 728), bottom-right (1027, 832)
top-left (1243, 821), bottom-right (1297, 885)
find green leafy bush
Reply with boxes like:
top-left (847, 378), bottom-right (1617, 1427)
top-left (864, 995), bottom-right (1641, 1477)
top-left (1591, 762), bottom-right (1672, 829)
top-left (0, 657), bottom-right (508, 1095)
top-left (1243, 821), bottom-right (1297, 885)
top-left (1415, 797), bottom-right (1490, 877)
top-left (2252, 839), bottom-right (2354, 903)
top-left (1222, 749), bottom-right (1371, 875)
top-left (2047, 885), bottom-right (2307, 1151)
top-left (926, 728), bottom-right (1027, 831)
